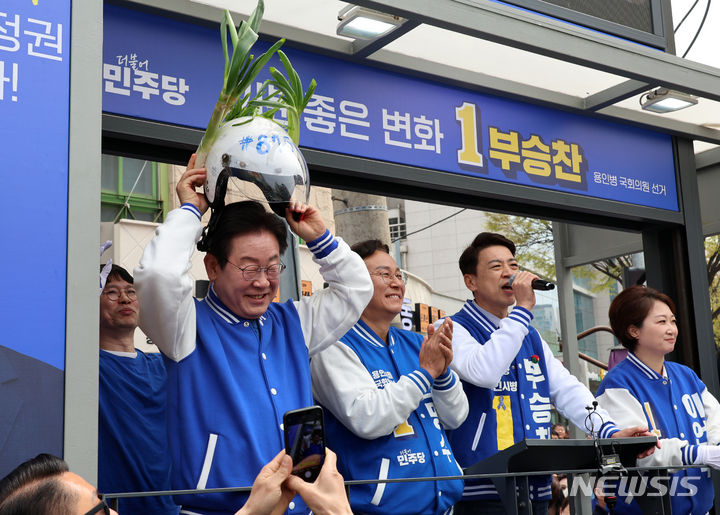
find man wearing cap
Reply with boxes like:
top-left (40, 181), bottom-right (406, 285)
top-left (98, 264), bottom-right (178, 514)
top-left (135, 155), bottom-right (372, 515)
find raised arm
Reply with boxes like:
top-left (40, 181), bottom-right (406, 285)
top-left (448, 307), bottom-right (532, 388)
top-left (432, 369), bottom-right (469, 430)
top-left (135, 158), bottom-right (207, 361)
top-left (289, 204), bottom-right (372, 355)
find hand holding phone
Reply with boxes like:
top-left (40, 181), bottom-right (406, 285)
top-left (284, 448), bottom-right (353, 515)
top-left (283, 406), bottom-right (326, 482)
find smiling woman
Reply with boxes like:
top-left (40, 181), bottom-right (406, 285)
top-left (596, 285), bottom-right (720, 515)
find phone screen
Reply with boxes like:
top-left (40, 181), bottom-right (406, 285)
top-left (283, 406), bottom-right (325, 482)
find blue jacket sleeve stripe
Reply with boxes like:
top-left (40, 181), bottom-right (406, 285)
top-left (408, 370), bottom-right (432, 394)
top-left (433, 370), bottom-right (456, 391)
top-left (683, 444), bottom-right (698, 465)
top-left (181, 203), bottom-right (202, 220)
top-left (306, 229), bottom-right (337, 259)
top-left (598, 421), bottom-right (619, 439)
top-left (508, 307), bottom-right (533, 326)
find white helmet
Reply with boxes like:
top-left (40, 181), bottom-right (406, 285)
top-left (204, 116), bottom-right (310, 216)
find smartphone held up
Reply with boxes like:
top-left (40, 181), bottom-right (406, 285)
top-left (283, 406), bottom-right (326, 482)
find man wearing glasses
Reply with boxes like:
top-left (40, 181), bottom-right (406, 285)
top-left (98, 264), bottom-right (178, 514)
top-left (311, 240), bottom-right (468, 515)
top-left (134, 158), bottom-right (372, 515)
top-left (0, 454), bottom-right (117, 515)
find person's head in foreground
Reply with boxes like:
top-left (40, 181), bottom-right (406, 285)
top-left (0, 454), bottom-right (116, 515)
top-left (609, 285), bottom-right (677, 370)
top-left (2, 451), bottom-right (353, 515)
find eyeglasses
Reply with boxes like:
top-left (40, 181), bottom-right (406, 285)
top-left (102, 288), bottom-right (137, 301)
top-left (226, 260), bottom-right (286, 281)
top-left (370, 271), bottom-right (406, 285)
top-left (83, 500), bottom-right (110, 515)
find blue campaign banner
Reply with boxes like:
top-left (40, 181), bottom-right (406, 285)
top-left (103, 5), bottom-right (678, 212)
top-left (0, 0), bottom-right (68, 472)
top-left (1, 1), bottom-right (69, 370)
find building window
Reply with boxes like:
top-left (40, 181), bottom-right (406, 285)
top-left (101, 155), bottom-right (166, 223)
top-left (389, 214), bottom-right (407, 241)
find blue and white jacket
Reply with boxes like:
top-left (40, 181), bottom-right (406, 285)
top-left (446, 300), bottom-right (618, 501)
top-left (311, 321), bottom-right (468, 514)
top-left (135, 205), bottom-right (373, 515)
top-left (597, 353), bottom-right (720, 515)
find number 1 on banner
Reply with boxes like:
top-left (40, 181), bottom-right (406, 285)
top-left (455, 102), bottom-right (484, 168)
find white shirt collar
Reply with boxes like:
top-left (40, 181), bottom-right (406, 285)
top-left (101, 349), bottom-right (138, 358)
top-left (472, 299), bottom-right (503, 328)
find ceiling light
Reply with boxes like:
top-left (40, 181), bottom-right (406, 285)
top-left (337, 5), bottom-right (404, 40)
top-left (640, 88), bottom-right (698, 113)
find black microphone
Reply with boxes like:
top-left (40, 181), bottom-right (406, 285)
top-left (509, 275), bottom-right (555, 291)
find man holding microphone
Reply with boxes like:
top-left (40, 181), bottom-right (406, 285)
top-left (441, 232), bottom-right (652, 514)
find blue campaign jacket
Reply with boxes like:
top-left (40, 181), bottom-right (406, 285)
top-left (596, 354), bottom-right (714, 515)
top-left (449, 302), bottom-right (554, 501)
top-left (322, 322), bottom-right (464, 514)
top-left (165, 289), bottom-right (312, 515)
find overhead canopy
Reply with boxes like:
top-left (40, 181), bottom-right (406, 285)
top-left (141, 0), bottom-right (720, 153)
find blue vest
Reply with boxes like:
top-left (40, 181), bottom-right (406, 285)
top-left (449, 301), bottom-right (553, 501)
top-left (164, 287), bottom-right (312, 514)
top-left (322, 321), bottom-right (463, 514)
top-left (596, 354), bottom-right (713, 515)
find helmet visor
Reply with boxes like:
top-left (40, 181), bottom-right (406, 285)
top-left (205, 117), bottom-right (310, 209)
top-left (223, 149), bottom-right (309, 207)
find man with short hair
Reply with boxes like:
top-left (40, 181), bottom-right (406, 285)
top-left (98, 264), bottom-right (178, 514)
top-left (0, 451), bottom-right (352, 515)
top-left (443, 232), bottom-right (651, 514)
top-left (135, 156), bottom-right (372, 514)
top-left (0, 453), bottom-right (119, 515)
top-left (311, 239), bottom-right (468, 514)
